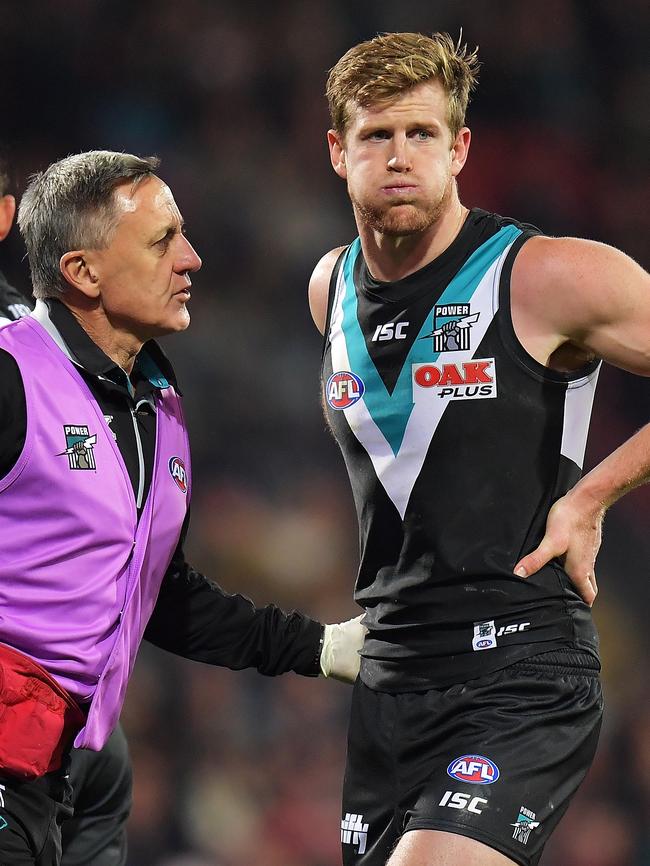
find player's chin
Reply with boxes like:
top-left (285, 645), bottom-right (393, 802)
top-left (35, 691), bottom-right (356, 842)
top-left (380, 205), bottom-right (432, 236)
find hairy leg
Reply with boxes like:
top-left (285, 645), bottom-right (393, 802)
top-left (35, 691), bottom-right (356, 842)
top-left (387, 829), bottom-right (519, 866)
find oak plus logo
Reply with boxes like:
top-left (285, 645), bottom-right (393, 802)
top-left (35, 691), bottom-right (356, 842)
top-left (413, 358), bottom-right (497, 402)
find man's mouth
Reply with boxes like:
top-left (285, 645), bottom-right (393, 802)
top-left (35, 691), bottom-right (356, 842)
top-left (381, 184), bottom-right (417, 195)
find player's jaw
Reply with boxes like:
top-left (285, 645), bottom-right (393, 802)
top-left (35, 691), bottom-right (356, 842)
top-left (351, 175), bottom-right (452, 237)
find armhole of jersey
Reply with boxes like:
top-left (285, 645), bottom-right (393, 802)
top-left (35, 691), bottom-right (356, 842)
top-left (498, 232), bottom-right (601, 384)
top-left (320, 247), bottom-right (349, 360)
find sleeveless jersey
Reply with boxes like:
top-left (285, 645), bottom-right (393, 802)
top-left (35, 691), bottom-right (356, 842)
top-left (321, 208), bottom-right (600, 691)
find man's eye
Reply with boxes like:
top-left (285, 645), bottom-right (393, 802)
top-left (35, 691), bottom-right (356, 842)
top-left (367, 131), bottom-right (389, 141)
top-left (413, 129), bottom-right (433, 140)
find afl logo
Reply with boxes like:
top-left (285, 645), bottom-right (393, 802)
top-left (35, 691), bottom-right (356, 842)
top-left (447, 755), bottom-right (500, 785)
top-left (326, 371), bottom-right (365, 410)
top-left (169, 457), bottom-right (188, 493)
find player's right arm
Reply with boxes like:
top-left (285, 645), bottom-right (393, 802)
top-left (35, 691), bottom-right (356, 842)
top-left (308, 246), bottom-right (346, 335)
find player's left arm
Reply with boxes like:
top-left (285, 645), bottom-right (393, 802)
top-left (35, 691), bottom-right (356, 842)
top-left (513, 237), bottom-right (650, 604)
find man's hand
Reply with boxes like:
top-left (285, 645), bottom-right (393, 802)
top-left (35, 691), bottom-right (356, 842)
top-left (320, 614), bottom-right (367, 683)
top-left (514, 490), bottom-right (605, 606)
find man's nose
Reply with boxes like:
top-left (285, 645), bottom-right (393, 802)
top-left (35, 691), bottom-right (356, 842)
top-left (387, 135), bottom-right (412, 171)
top-left (178, 235), bottom-right (202, 273)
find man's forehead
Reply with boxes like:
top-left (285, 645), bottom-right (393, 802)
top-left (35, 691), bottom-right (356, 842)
top-left (113, 176), bottom-right (180, 222)
top-left (349, 80), bottom-right (449, 127)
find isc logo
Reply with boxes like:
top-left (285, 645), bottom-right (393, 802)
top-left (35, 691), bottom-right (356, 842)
top-left (439, 791), bottom-right (488, 814)
top-left (326, 371), bottom-right (365, 410)
top-left (413, 359), bottom-right (497, 401)
top-left (447, 755), bottom-right (500, 785)
top-left (371, 321), bottom-right (409, 342)
top-left (169, 456), bottom-right (188, 493)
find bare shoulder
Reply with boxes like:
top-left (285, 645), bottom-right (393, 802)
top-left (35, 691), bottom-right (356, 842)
top-left (513, 235), bottom-right (648, 315)
top-left (309, 246), bottom-right (346, 335)
top-left (512, 234), bottom-right (650, 373)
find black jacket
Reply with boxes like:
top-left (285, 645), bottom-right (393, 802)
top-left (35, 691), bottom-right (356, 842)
top-left (0, 278), bottom-right (322, 678)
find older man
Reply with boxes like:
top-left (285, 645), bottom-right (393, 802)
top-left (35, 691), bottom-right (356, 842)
top-left (0, 150), bottom-right (363, 866)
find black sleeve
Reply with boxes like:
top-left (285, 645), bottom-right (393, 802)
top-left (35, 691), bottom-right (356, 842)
top-left (0, 348), bottom-right (26, 478)
top-left (144, 512), bottom-right (324, 677)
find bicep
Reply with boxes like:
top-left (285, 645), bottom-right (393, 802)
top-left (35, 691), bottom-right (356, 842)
top-left (517, 237), bottom-right (650, 375)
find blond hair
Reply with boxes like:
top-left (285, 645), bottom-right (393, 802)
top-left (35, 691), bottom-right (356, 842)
top-left (326, 32), bottom-right (479, 139)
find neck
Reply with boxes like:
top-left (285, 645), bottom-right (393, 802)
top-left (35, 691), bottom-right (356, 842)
top-left (65, 304), bottom-right (143, 375)
top-left (357, 194), bottom-right (469, 283)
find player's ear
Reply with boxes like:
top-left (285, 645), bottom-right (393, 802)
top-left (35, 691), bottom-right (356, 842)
top-left (328, 130), bottom-right (347, 180)
top-left (451, 127), bottom-right (471, 177)
top-left (0, 195), bottom-right (16, 241)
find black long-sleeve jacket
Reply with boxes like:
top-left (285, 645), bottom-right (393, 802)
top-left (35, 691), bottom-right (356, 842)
top-left (0, 280), bottom-right (323, 678)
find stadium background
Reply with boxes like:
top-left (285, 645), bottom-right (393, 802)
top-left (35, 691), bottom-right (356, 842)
top-left (1, 1), bottom-right (648, 863)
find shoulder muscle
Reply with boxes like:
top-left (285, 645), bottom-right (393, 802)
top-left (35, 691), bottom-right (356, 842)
top-left (512, 235), bottom-right (650, 374)
top-left (308, 247), bottom-right (346, 335)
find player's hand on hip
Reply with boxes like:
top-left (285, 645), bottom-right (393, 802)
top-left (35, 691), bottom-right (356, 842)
top-left (514, 490), bottom-right (604, 606)
top-left (320, 614), bottom-right (367, 683)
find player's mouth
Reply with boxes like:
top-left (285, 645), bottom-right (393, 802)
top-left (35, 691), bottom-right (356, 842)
top-left (174, 287), bottom-right (191, 301)
top-left (381, 184), bottom-right (418, 195)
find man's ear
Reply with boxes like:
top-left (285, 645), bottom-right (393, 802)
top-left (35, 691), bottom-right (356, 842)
top-left (450, 127), bottom-right (471, 178)
top-left (0, 195), bottom-right (16, 241)
top-left (327, 130), bottom-right (347, 180)
top-left (59, 250), bottom-right (101, 298)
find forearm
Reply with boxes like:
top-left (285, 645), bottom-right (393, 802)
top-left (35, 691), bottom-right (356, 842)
top-left (572, 422), bottom-right (650, 512)
top-left (144, 559), bottom-right (323, 677)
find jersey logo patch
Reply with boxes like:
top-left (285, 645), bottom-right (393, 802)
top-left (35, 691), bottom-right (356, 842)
top-left (413, 358), bottom-right (497, 401)
top-left (56, 425), bottom-right (97, 470)
top-left (421, 305), bottom-right (480, 352)
top-left (169, 457), bottom-right (188, 493)
top-left (447, 755), bottom-right (500, 785)
top-left (326, 371), bottom-right (365, 410)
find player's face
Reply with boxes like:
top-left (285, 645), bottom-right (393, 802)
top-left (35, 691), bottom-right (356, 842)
top-left (88, 176), bottom-right (202, 339)
top-left (328, 80), bottom-right (470, 237)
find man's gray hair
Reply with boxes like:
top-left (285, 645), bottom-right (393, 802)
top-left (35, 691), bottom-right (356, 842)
top-left (18, 150), bottom-right (160, 299)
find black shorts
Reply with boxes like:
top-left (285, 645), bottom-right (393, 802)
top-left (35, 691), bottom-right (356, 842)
top-left (341, 650), bottom-right (602, 866)
top-left (0, 724), bottom-right (131, 866)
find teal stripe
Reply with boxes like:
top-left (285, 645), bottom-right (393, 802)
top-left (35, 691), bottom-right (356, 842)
top-left (341, 225), bottom-right (522, 454)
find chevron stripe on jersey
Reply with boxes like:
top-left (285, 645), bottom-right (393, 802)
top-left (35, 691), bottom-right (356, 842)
top-left (328, 226), bottom-right (521, 518)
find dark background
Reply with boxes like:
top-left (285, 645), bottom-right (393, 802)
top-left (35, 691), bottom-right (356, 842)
top-left (1, 1), bottom-right (648, 863)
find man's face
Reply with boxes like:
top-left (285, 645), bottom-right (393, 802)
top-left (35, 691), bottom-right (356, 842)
top-left (87, 176), bottom-right (202, 340)
top-left (328, 80), bottom-right (469, 236)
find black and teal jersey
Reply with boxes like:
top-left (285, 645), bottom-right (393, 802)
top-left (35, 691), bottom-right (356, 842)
top-left (321, 208), bottom-right (600, 691)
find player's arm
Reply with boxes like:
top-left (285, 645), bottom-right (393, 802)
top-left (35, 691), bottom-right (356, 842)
top-left (308, 246), bottom-right (345, 335)
top-left (512, 237), bottom-right (650, 603)
top-left (144, 516), bottom-right (365, 682)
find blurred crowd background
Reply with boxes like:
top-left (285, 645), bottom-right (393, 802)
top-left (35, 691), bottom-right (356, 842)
top-left (1, 0), bottom-right (648, 863)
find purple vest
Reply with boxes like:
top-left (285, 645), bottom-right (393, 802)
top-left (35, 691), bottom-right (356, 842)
top-left (0, 316), bottom-right (191, 749)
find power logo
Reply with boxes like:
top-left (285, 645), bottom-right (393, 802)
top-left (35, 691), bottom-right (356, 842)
top-left (413, 359), bottom-right (497, 402)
